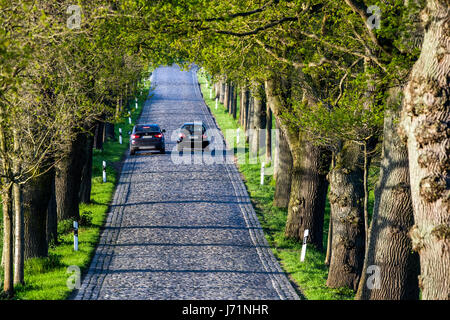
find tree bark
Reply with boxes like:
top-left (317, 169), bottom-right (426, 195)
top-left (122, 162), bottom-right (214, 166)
top-left (250, 85), bottom-right (266, 156)
top-left (285, 138), bottom-right (331, 249)
top-left (228, 83), bottom-right (233, 114)
top-left (224, 82), bottom-right (230, 113)
top-left (325, 204), bottom-right (333, 266)
top-left (12, 127), bottom-right (24, 285)
top-left (79, 133), bottom-right (94, 204)
top-left (219, 80), bottom-right (225, 104)
top-left (401, 0), bottom-right (450, 300)
top-left (266, 105), bottom-right (272, 162)
top-left (356, 88), bottom-right (419, 300)
top-left (23, 170), bottom-right (54, 260)
top-left (326, 141), bottom-right (365, 290)
top-left (114, 95), bottom-right (121, 119)
top-left (273, 119), bottom-right (292, 208)
top-left (105, 122), bottom-right (115, 140)
top-left (232, 84), bottom-right (238, 119)
top-left (1, 185), bottom-right (14, 297)
top-left (46, 171), bottom-right (58, 246)
top-left (246, 95), bottom-right (254, 143)
top-left (214, 82), bottom-right (220, 98)
top-left (239, 86), bottom-right (245, 127)
top-left (55, 132), bottom-right (87, 222)
top-left (93, 121), bottom-right (104, 150)
top-left (12, 181), bottom-right (23, 285)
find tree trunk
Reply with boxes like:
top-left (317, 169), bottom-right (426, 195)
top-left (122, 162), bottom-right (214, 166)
top-left (12, 127), bottom-right (24, 286)
top-left (243, 88), bottom-right (250, 128)
top-left (246, 95), bottom-right (253, 143)
top-left (326, 141), bottom-right (365, 290)
top-left (79, 133), bottom-right (94, 204)
top-left (285, 138), bottom-right (331, 249)
top-left (224, 82), bottom-right (230, 113)
top-left (23, 170), bottom-right (54, 260)
top-left (401, 0), bottom-right (449, 300)
top-left (114, 95), bottom-right (121, 119)
top-left (325, 204), bottom-right (333, 266)
top-left (232, 84), bottom-right (237, 119)
top-left (93, 121), bottom-right (104, 150)
top-left (239, 86), bottom-right (245, 126)
top-left (219, 80), bottom-right (225, 104)
top-left (273, 119), bottom-right (292, 208)
top-left (266, 105), bottom-right (272, 162)
top-left (356, 88), bottom-right (419, 300)
top-left (105, 123), bottom-right (115, 140)
top-left (265, 77), bottom-right (330, 247)
top-left (214, 82), bottom-right (220, 98)
top-left (2, 185), bottom-right (14, 297)
top-left (46, 171), bottom-right (58, 246)
top-left (228, 83), bottom-right (233, 114)
top-left (250, 86), bottom-right (266, 156)
top-left (12, 181), bottom-right (23, 285)
top-left (55, 132), bottom-right (87, 222)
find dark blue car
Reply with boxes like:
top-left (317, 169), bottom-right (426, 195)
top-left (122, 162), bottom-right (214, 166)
top-left (130, 124), bottom-right (166, 155)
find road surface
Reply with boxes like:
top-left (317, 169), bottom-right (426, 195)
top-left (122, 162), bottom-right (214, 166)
top-left (73, 65), bottom-right (299, 300)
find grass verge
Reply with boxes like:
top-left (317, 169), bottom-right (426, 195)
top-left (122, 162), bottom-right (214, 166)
top-left (198, 73), bottom-right (356, 300)
top-left (0, 85), bottom-right (150, 300)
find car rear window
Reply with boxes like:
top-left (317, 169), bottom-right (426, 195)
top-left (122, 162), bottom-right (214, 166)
top-left (182, 124), bottom-right (206, 134)
top-left (135, 125), bottom-right (160, 133)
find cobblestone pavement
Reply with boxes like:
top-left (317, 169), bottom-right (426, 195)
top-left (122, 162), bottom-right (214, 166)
top-left (73, 65), bottom-right (300, 300)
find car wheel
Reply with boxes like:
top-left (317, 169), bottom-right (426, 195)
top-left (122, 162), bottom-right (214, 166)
top-left (130, 148), bottom-right (136, 155)
top-left (160, 147), bottom-right (166, 154)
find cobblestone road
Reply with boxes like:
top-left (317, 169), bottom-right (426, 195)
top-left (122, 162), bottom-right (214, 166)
top-left (73, 65), bottom-right (300, 300)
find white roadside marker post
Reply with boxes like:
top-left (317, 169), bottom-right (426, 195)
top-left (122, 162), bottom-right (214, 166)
top-left (135, 97), bottom-right (138, 110)
top-left (119, 128), bottom-right (123, 145)
top-left (260, 162), bottom-right (265, 185)
top-left (73, 221), bottom-right (79, 251)
top-left (236, 128), bottom-right (240, 144)
top-left (215, 97), bottom-right (218, 110)
top-left (210, 88), bottom-right (213, 99)
top-left (300, 229), bottom-right (309, 262)
top-left (128, 111), bottom-right (132, 124)
top-left (102, 161), bottom-right (107, 183)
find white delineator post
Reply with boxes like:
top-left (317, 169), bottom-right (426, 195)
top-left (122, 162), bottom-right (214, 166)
top-left (300, 229), bottom-right (309, 262)
top-left (119, 128), bottom-right (123, 145)
top-left (260, 162), bottom-right (265, 185)
top-left (102, 161), bottom-right (107, 183)
top-left (128, 111), bottom-right (132, 124)
top-left (73, 221), bottom-right (79, 251)
top-left (215, 97), bottom-right (218, 110)
top-left (236, 128), bottom-right (240, 144)
top-left (210, 88), bottom-right (213, 99)
top-left (135, 97), bottom-right (138, 110)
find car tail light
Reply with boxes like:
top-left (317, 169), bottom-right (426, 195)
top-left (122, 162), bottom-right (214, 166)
top-left (131, 134), bottom-right (141, 139)
top-left (154, 133), bottom-right (163, 138)
top-left (179, 133), bottom-right (186, 139)
top-left (202, 134), bottom-right (207, 139)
